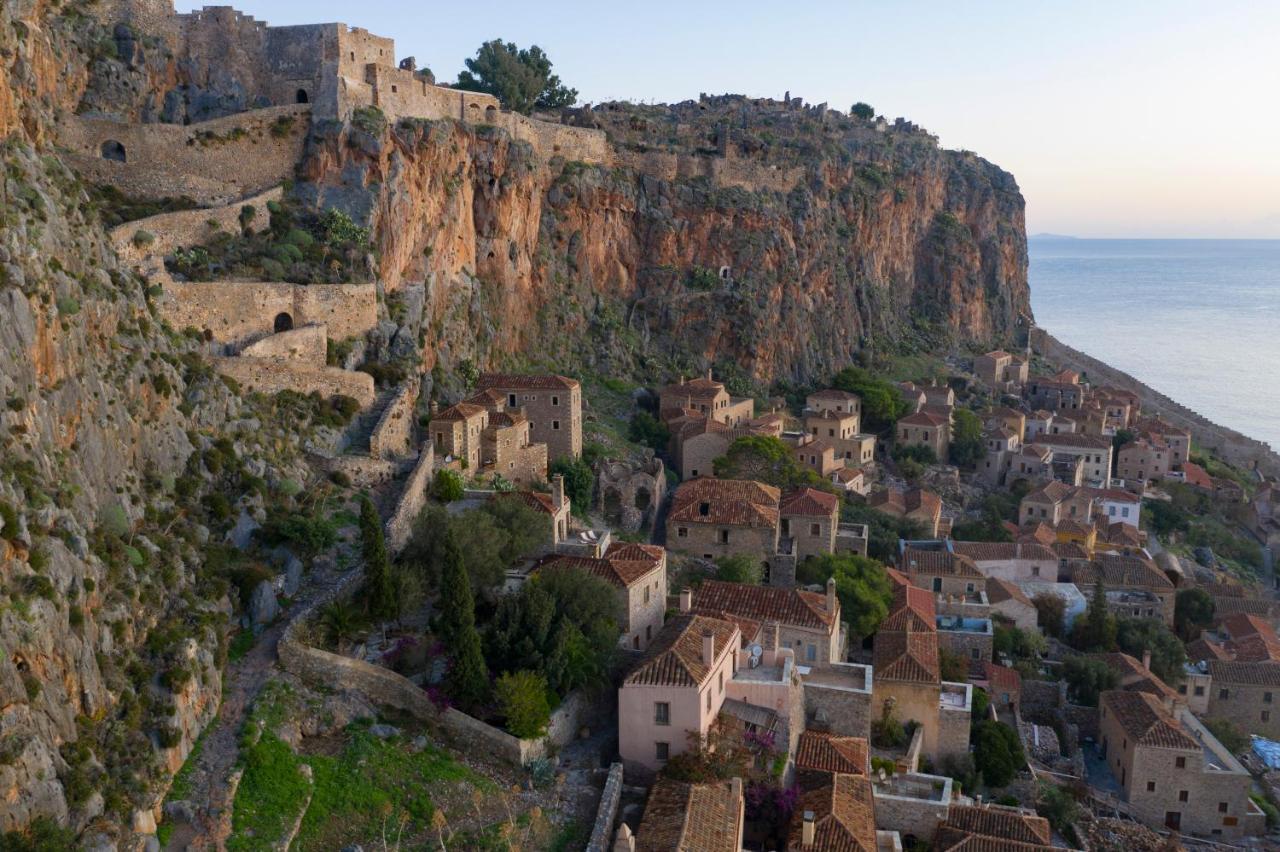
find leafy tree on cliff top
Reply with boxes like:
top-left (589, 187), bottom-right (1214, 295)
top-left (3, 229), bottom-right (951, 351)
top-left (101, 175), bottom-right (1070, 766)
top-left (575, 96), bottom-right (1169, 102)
top-left (796, 553), bottom-right (893, 641)
top-left (713, 435), bottom-right (830, 492)
top-left (830, 367), bottom-right (910, 433)
top-left (850, 102), bottom-right (875, 119)
top-left (455, 40), bottom-right (577, 114)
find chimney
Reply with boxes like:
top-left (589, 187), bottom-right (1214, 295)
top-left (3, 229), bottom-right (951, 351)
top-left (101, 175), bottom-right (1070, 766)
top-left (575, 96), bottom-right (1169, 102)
top-left (680, 588), bottom-right (693, 613)
top-left (611, 823), bottom-right (635, 852)
top-left (771, 621), bottom-right (781, 652)
top-left (1142, 649), bottom-right (1152, 672)
top-left (729, 777), bottom-right (743, 803)
top-left (429, 399), bottom-right (439, 415)
top-left (826, 577), bottom-right (836, 614)
top-left (702, 631), bottom-right (715, 667)
top-left (801, 810), bottom-right (815, 846)
top-left (706, 367), bottom-right (713, 381)
top-left (551, 474), bottom-right (566, 512)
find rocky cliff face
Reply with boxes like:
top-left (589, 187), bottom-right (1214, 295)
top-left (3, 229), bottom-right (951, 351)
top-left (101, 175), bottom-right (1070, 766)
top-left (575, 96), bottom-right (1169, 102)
top-left (297, 102), bottom-right (1028, 389)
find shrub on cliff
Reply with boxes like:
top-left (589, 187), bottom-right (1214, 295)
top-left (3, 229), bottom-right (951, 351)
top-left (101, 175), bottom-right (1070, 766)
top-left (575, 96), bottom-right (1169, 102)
top-left (850, 102), bottom-right (875, 119)
top-left (455, 40), bottom-right (577, 114)
top-left (432, 468), bottom-right (464, 502)
top-left (495, 670), bottom-right (552, 739)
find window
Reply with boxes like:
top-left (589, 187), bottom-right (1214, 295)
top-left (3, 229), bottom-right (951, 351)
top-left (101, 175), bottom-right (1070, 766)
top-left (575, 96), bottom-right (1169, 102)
top-left (1175, 757), bottom-right (1186, 769)
top-left (971, 648), bottom-right (980, 660)
top-left (1032, 566), bottom-right (1041, 577)
top-left (1122, 507), bottom-right (1130, 518)
top-left (654, 702), bottom-right (669, 725)
top-left (807, 644), bottom-right (817, 662)
top-left (1178, 791), bottom-right (1189, 803)
top-left (677, 527), bottom-right (688, 538)
top-left (644, 587), bottom-right (650, 604)
top-left (718, 671), bottom-right (724, 693)
top-left (1219, 688), bottom-right (1230, 700)
top-left (646, 625), bottom-right (651, 641)
top-left (552, 420), bottom-right (560, 430)
top-left (1264, 711), bottom-right (1271, 723)
top-left (1194, 685), bottom-right (1205, 696)
top-left (552, 395), bottom-right (559, 406)
top-left (810, 523), bottom-right (820, 536)
top-left (633, 636), bottom-right (640, 649)
top-left (706, 691), bottom-right (711, 711)
top-left (1218, 802), bottom-right (1229, 813)
top-left (719, 530), bottom-right (729, 544)
top-left (655, 741), bottom-right (669, 761)
top-left (932, 578), bottom-right (942, 592)
top-left (508, 393), bottom-right (517, 407)
top-left (1147, 781), bottom-right (1156, 792)
top-left (1265, 692), bottom-right (1273, 704)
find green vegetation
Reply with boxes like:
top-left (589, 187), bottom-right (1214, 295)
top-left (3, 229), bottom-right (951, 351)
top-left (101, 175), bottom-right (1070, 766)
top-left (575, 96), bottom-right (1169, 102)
top-left (455, 40), bottom-right (577, 114)
top-left (939, 647), bottom-right (969, 682)
top-left (1144, 482), bottom-right (1261, 571)
top-left (797, 553), bottom-right (894, 641)
top-left (1116, 617), bottom-right (1186, 685)
top-left (549, 455), bottom-right (593, 518)
top-left (431, 468), bottom-right (464, 502)
top-left (86, 183), bottom-right (197, 227)
top-left (971, 720), bottom-right (1025, 788)
top-left (715, 553), bottom-right (763, 585)
top-left (1061, 655), bottom-right (1119, 706)
top-left (1031, 592), bottom-right (1066, 639)
top-left (850, 102), bottom-right (875, 119)
top-left (1070, 580), bottom-right (1117, 653)
top-left (841, 501), bottom-right (926, 562)
top-left (401, 499), bottom-right (546, 593)
top-left (358, 495), bottom-right (397, 620)
top-left (1174, 587), bottom-right (1215, 641)
top-left (1204, 717), bottom-right (1248, 754)
top-left (495, 670), bottom-right (552, 739)
top-left (628, 410), bottom-right (670, 454)
top-left (948, 408), bottom-right (984, 467)
top-left (438, 528), bottom-right (490, 711)
top-left (258, 508), bottom-right (338, 561)
top-left (829, 366), bottom-right (911, 433)
top-left (227, 734), bottom-right (311, 852)
top-left (713, 435), bottom-right (831, 491)
top-left (1036, 782), bottom-right (1081, 841)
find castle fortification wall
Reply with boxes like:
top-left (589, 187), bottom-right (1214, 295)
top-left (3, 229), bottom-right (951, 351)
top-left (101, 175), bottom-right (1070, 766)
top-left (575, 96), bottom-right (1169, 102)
top-left (238, 323), bottom-right (327, 365)
top-left (385, 442), bottom-right (434, 553)
top-left (1032, 328), bottom-right (1280, 477)
top-left (213, 357), bottom-right (375, 407)
top-left (60, 105), bottom-right (308, 203)
top-left (369, 382), bottom-right (418, 460)
top-left (109, 186), bottom-right (283, 266)
top-left (610, 148), bottom-right (803, 192)
top-left (158, 280), bottom-right (376, 346)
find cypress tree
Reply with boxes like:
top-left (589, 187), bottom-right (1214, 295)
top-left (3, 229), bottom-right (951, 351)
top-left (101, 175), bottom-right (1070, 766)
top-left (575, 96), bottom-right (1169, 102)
top-left (359, 495), bottom-right (395, 619)
top-left (438, 528), bottom-right (489, 709)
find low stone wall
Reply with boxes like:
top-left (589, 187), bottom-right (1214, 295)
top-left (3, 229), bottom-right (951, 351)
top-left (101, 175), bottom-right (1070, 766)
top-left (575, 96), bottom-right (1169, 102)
top-left (1032, 328), bottom-right (1280, 476)
top-left (369, 382), bottom-right (418, 460)
top-left (108, 186), bottom-right (283, 266)
top-left (313, 454), bottom-right (403, 488)
top-left (385, 442), bottom-right (434, 553)
top-left (158, 280), bottom-right (377, 347)
top-left (586, 763), bottom-right (624, 852)
top-left (59, 106), bottom-right (309, 204)
top-left (238, 323), bottom-right (327, 365)
top-left (872, 777), bottom-right (951, 842)
top-left (213, 357), bottom-right (376, 408)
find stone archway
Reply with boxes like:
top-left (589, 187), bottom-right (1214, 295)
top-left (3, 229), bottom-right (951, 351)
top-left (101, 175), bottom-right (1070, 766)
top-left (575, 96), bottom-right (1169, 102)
top-left (603, 487), bottom-right (623, 527)
top-left (296, 88), bottom-right (310, 104)
top-left (633, 487), bottom-right (651, 513)
top-left (273, 312), bottom-right (294, 333)
top-left (100, 140), bottom-right (127, 163)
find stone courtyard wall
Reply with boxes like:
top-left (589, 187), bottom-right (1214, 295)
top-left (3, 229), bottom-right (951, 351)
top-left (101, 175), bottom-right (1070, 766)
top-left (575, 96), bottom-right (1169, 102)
top-left (158, 280), bottom-right (376, 346)
top-left (109, 186), bottom-right (283, 266)
top-left (59, 106), bottom-right (309, 204)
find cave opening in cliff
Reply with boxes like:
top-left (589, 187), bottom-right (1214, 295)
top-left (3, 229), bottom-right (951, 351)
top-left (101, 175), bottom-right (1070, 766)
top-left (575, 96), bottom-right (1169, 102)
top-left (100, 140), bottom-right (126, 163)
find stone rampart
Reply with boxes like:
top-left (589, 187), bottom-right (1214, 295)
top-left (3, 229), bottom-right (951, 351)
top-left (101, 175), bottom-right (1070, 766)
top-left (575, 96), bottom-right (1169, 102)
top-left (158, 280), bottom-right (376, 347)
top-left (385, 442), bottom-right (434, 552)
top-left (610, 148), bottom-right (804, 193)
top-left (238, 323), bottom-right (327, 366)
top-left (59, 105), bottom-right (309, 203)
top-left (109, 186), bottom-right (283, 266)
top-left (213, 357), bottom-right (375, 407)
top-left (1032, 328), bottom-right (1280, 477)
top-left (369, 382), bottom-right (418, 460)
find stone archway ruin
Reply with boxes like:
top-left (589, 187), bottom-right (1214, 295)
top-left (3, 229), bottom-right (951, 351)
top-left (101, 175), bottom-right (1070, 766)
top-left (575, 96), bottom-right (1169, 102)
top-left (273, 312), bottom-right (294, 333)
top-left (602, 487), bottom-right (623, 527)
top-left (596, 454), bottom-right (667, 534)
top-left (100, 140), bottom-right (127, 163)
top-left (296, 88), bottom-right (310, 104)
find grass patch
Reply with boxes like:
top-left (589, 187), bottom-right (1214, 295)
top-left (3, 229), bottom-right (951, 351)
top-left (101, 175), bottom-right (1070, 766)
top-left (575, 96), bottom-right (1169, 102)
top-left (227, 734), bottom-right (311, 852)
top-left (548, 819), bottom-right (590, 852)
top-left (227, 629), bottom-right (255, 663)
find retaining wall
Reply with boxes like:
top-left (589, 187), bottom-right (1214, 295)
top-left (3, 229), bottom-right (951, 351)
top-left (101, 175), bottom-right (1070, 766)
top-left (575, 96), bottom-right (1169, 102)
top-left (1032, 328), bottom-right (1280, 477)
top-left (384, 442), bottom-right (434, 553)
top-left (311, 454), bottom-right (403, 488)
top-left (213, 357), bottom-right (376, 407)
top-left (369, 382), bottom-right (418, 460)
top-left (585, 763), bottom-right (624, 852)
top-left (158, 280), bottom-right (376, 347)
top-left (238, 323), bottom-right (327, 365)
top-left (109, 186), bottom-right (283, 266)
top-left (59, 105), bottom-right (309, 204)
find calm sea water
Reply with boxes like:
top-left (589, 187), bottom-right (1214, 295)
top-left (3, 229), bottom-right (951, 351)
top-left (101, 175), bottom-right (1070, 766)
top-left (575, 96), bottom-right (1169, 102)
top-left (1029, 238), bottom-right (1280, 452)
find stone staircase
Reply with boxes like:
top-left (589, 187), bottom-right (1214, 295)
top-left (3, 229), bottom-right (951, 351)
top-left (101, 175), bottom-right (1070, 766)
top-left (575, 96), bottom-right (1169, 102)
top-left (343, 385), bottom-right (397, 455)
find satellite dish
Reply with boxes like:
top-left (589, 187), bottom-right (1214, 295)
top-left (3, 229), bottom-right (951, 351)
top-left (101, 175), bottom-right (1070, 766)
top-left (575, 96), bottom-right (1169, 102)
top-left (749, 644), bottom-right (763, 658)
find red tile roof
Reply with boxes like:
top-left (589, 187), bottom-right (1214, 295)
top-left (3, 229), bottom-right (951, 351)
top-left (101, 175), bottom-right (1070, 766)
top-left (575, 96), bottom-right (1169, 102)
top-left (952, 542), bottom-right (1057, 563)
top-left (986, 578), bottom-right (1032, 608)
top-left (780, 487), bottom-right (840, 517)
top-left (900, 547), bottom-right (983, 579)
top-left (476, 373), bottom-right (579, 390)
top-left (983, 662), bottom-right (1021, 698)
top-left (669, 478), bottom-right (781, 529)
top-left (433, 401), bottom-right (487, 422)
top-left (794, 730), bottom-right (869, 776)
top-left (634, 777), bottom-right (742, 852)
top-left (868, 487), bottom-right (941, 518)
top-left (1208, 660), bottom-right (1280, 687)
top-left (1070, 554), bottom-right (1173, 590)
top-left (692, 580), bottom-right (837, 631)
top-left (503, 490), bottom-right (557, 515)
top-left (625, 615), bottom-right (739, 689)
top-left (534, 543), bottom-right (664, 588)
top-left (661, 376), bottom-right (726, 400)
top-left (900, 410), bottom-right (949, 428)
top-left (941, 805), bottom-right (1051, 845)
top-left (787, 773), bottom-right (876, 852)
top-left (1100, 690), bottom-right (1197, 750)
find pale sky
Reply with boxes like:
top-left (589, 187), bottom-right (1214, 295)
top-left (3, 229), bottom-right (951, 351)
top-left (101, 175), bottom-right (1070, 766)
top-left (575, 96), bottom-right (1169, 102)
top-left (176, 1), bottom-right (1280, 238)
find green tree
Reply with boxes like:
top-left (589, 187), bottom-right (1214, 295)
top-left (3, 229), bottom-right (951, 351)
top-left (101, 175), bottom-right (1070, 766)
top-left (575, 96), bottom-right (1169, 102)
top-left (432, 468), bottom-right (464, 502)
top-left (482, 496), bottom-right (549, 564)
top-left (400, 503), bottom-right (451, 589)
top-left (850, 102), bottom-right (875, 119)
top-left (1116, 617), bottom-right (1187, 685)
top-left (1036, 782), bottom-right (1081, 838)
top-left (713, 435), bottom-right (827, 490)
top-left (797, 553), bottom-right (894, 641)
top-left (948, 408), bottom-right (985, 468)
top-left (842, 501), bottom-right (926, 562)
top-left (994, 623), bottom-right (1046, 662)
top-left (455, 40), bottom-right (577, 114)
top-left (628, 410), bottom-right (671, 454)
top-left (1061, 655), bottom-right (1119, 706)
top-left (715, 553), bottom-right (763, 585)
top-left (939, 647), bottom-right (969, 682)
top-left (1032, 592), bottom-right (1066, 639)
top-left (891, 443), bottom-right (937, 465)
top-left (437, 529), bottom-right (490, 709)
top-left (495, 670), bottom-right (552, 739)
top-left (258, 509), bottom-right (338, 560)
top-left (359, 495), bottom-right (395, 620)
top-left (830, 366), bottom-right (910, 433)
top-left (549, 456), bottom-right (594, 517)
top-left (320, 600), bottom-right (358, 651)
top-left (1174, 587), bottom-right (1215, 642)
top-left (1070, 580), bottom-right (1117, 652)
top-left (972, 720), bottom-right (1025, 788)
top-left (1204, 717), bottom-right (1248, 754)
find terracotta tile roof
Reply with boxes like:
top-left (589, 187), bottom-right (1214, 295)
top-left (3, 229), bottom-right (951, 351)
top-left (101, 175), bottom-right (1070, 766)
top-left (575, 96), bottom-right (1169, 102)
top-left (794, 730), bottom-right (869, 776)
top-left (1083, 487), bottom-right (1142, 504)
top-left (1100, 690), bottom-right (1197, 750)
top-left (535, 543), bottom-right (663, 588)
top-left (986, 578), bottom-right (1032, 608)
top-left (1222, 612), bottom-right (1276, 640)
top-left (983, 662), bottom-right (1021, 698)
top-left (780, 487), bottom-right (840, 517)
top-left (634, 777), bottom-right (742, 852)
top-left (679, 416), bottom-right (731, 439)
top-left (1186, 637), bottom-right (1231, 662)
top-left (899, 410), bottom-right (949, 428)
top-left (1097, 652), bottom-right (1180, 702)
top-left (1201, 581), bottom-right (1247, 598)
top-left (868, 487), bottom-right (941, 518)
top-left (1050, 541), bottom-right (1091, 561)
top-left (503, 490), bottom-right (556, 515)
top-left (476, 373), bottom-right (579, 390)
top-left (1036, 433), bottom-right (1111, 450)
top-left (952, 542), bottom-right (1056, 563)
top-left (669, 478), bottom-right (781, 529)
top-left (1208, 660), bottom-right (1280, 687)
top-left (830, 468), bottom-right (864, 485)
top-left (1023, 480), bottom-right (1074, 504)
top-left (886, 566), bottom-right (911, 588)
top-left (796, 437), bottom-right (837, 454)
top-left (464, 387), bottom-right (506, 408)
top-left (1228, 633), bottom-right (1280, 663)
top-left (787, 773), bottom-right (876, 852)
top-left (806, 408), bottom-right (859, 422)
top-left (1071, 554), bottom-right (1172, 590)
top-left (810, 389), bottom-right (862, 401)
top-left (941, 805), bottom-right (1051, 845)
top-left (935, 831), bottom-right (1058, 852)
top-left (900, 547), bottom-right (983, 578)
top-left (1210, 596), bottom-right (1278, 619)
top-left (624, 614), bottom-right (739, 689)
top-left (433, 401), bottom-right (487, 421)
top-left (873, 631), bottom-right (939, 684)
top-left (486, 410), bottom-right (525, 428)
top-left (692, 580), bottom-right (837, 631)
top-left (662, 376), bottom-right (726, 400)
top-left (1182, 461), bottom-right (1214, 490)
top-left (880, 584), bottom-right (937, 630)
top-left (1017, 523), bottom-right (1057, 546)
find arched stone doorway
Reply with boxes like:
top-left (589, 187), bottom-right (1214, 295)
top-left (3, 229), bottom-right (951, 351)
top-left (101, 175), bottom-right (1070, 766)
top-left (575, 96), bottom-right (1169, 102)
top-left (273, 312), bottom-right (294, 333)
top-left (602, 488), bottom-right (623, 527)
top-left (296, 88), bottom-right (310, 104)
top-left (100, 140), bottom-right (127, 162)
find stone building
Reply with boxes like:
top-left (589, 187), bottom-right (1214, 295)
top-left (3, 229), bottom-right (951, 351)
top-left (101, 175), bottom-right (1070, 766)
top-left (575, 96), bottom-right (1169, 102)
top-left (802, 390), bottom-right (876, 466)
top-left (658, 372), bottom-right (754, 426)
top-left (1026, 370), bottom-right (1087, 412)
top-left (896, 410), bottom-right (950, 461)
top-left (667, 478), bottom-right (781, 564)
top-left (778, 488), bottom-right (841, 564)
top-left (674, 416), bottom-right (732, 481)
top-left (867, 487), bottom-right (943, 538)
top-left (1116, 437), bottom-right (1172, 483)
top-left (625, 776), bottom-right (744, 852)
top-left (1098, 690), bottom-right (1265, 840)
top-left (1032, 433), bottom-right (1113, 486)
top-left (933, 804), bottom-right (1054, 850)
top-left (898, 543), bottom-right (986, 597)
top-left (974, 350), bottom-right (1029, 391)
top-left (787, 772), bottom-right (877, 850)
top-left (534, 541), bottom-right (667, 652)
top-left (431, 388), bottom-right (549, 486)
top-left (1067, 553), bottom-right (1176, 624)
top-left (431, 401), bottom-right (488, 471)
top-left (685, 578), bottom-right (843, 666)
top-left (596, 455), bottom-right (667, 533)
top-left (1204, 661), bottom-right (1280, 740)
top-left (475, 373), bottom-right (582, 462)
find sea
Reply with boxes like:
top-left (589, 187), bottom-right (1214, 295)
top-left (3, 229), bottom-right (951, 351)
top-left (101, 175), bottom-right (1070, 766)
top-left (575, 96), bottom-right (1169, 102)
top-left (1028, 238), bottom-right (1280, 453)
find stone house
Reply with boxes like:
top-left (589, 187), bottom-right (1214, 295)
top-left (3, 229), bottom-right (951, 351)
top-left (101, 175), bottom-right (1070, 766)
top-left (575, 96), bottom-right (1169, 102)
top-left (1068, 553), bottom-right (1176, 624)
top-left (950, 541), bottom-right (1059, 583)
top-left (431, 401), bottom-right (488, 471)
top-left (804, 390), bottom-right (877, 466)
top-left (1026, 371), bottom-right (1086, 412)
top-left (1009, 442), bottom-right (1054, 482)
top-left (667, 478), bottom-right (780, 564)
top-left (1117, 437), bottom-right (1171, 483)
top-left (533, 541), bottom-right (666, 652)
top-left (934, 804), bottom-right (1055, 851)
top-left (792, 436), bottom-right (842, 477)
top-left (979, 426), bottom-right (1020, 487)
top-left (896, 382), bottom-right (927, 414)
top-left (1097, 651), bottom-right (1182, 706)
top-left (974, 349), bottom-right (1029, 391)
top-left (1131, 416), bottom-right (1192, 467)
top-left (1084, 487), bottom-right (1142, 528)
top-left (985, 577), bottom-right (1038, 630)
top-left (898, 545), bottom-right (986, 598)
top-left (1032, 433), bottom-right (1113, 485)
top-left (987, 406), bottom-right (1027, 440)
top-left (659, 372), bottom-right (754, 427)
top-left (1024, 409), bottom-right (1055, 440)
top-left (828, 467), bottom-right (867, 496)
top-left (1098, 690), bottom-right (1265, 840)
top-left (1019, 480), bottom-right (1094, 526)
top-left (625, 776), bottom-right (744, 852)
top-left (480, 409), bottom-right (547, 487)
top-left (1204, 661), bottom-right (1280, 739)
top-left (805, 389), bottom-right (862, 418)
top-left (867, 487), bottom-right (943, 538)
top-left (475, 373), bottom-right (582, 462)
top-left (779, 488), bottom-right (841, 564)
top-left (896, 410), bottom-right (950, 461)
top-left (686, 578), bottom-right (844, 666)
top-left (674, 416), bottom-right (732, 480)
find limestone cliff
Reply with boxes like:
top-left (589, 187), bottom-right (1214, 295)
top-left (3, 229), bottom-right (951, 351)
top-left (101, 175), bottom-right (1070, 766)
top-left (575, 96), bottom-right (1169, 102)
top-left (296, 101), bottom-right (1029, 387)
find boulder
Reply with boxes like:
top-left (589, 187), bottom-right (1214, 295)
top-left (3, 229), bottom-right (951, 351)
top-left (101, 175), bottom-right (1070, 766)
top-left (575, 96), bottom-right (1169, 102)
top-left (248, 581), bottom-right (278, 625)
top-left (227, 509), bottom-right (259, 550)
top-left (283, 554), bottom-right (304, 597)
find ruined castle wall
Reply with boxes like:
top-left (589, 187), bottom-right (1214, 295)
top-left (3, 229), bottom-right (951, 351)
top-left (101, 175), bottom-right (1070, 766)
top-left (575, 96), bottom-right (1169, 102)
top-left (91, 0), bottom-right (180, 46)
top-left (59, 105), bottom-right (308, 203)
top-left (238, 324), bottom-right (327, 365)
top-left (109, 186), bottom-right (283, 266)
top-left (369, 382), bottom-right (419, 460)
top-left (1032, 329), bottom-right (1280, 477)
top-left (158, 281), bottom-right (376, 346)
top-left (213, 357), bottom-right (375, 407)
top-left (504, 112), bottom-right (608, 164)
top-left (610, 148), bottom-right (803, 193)
top-left (365, 65), bottom-right (499, 124)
